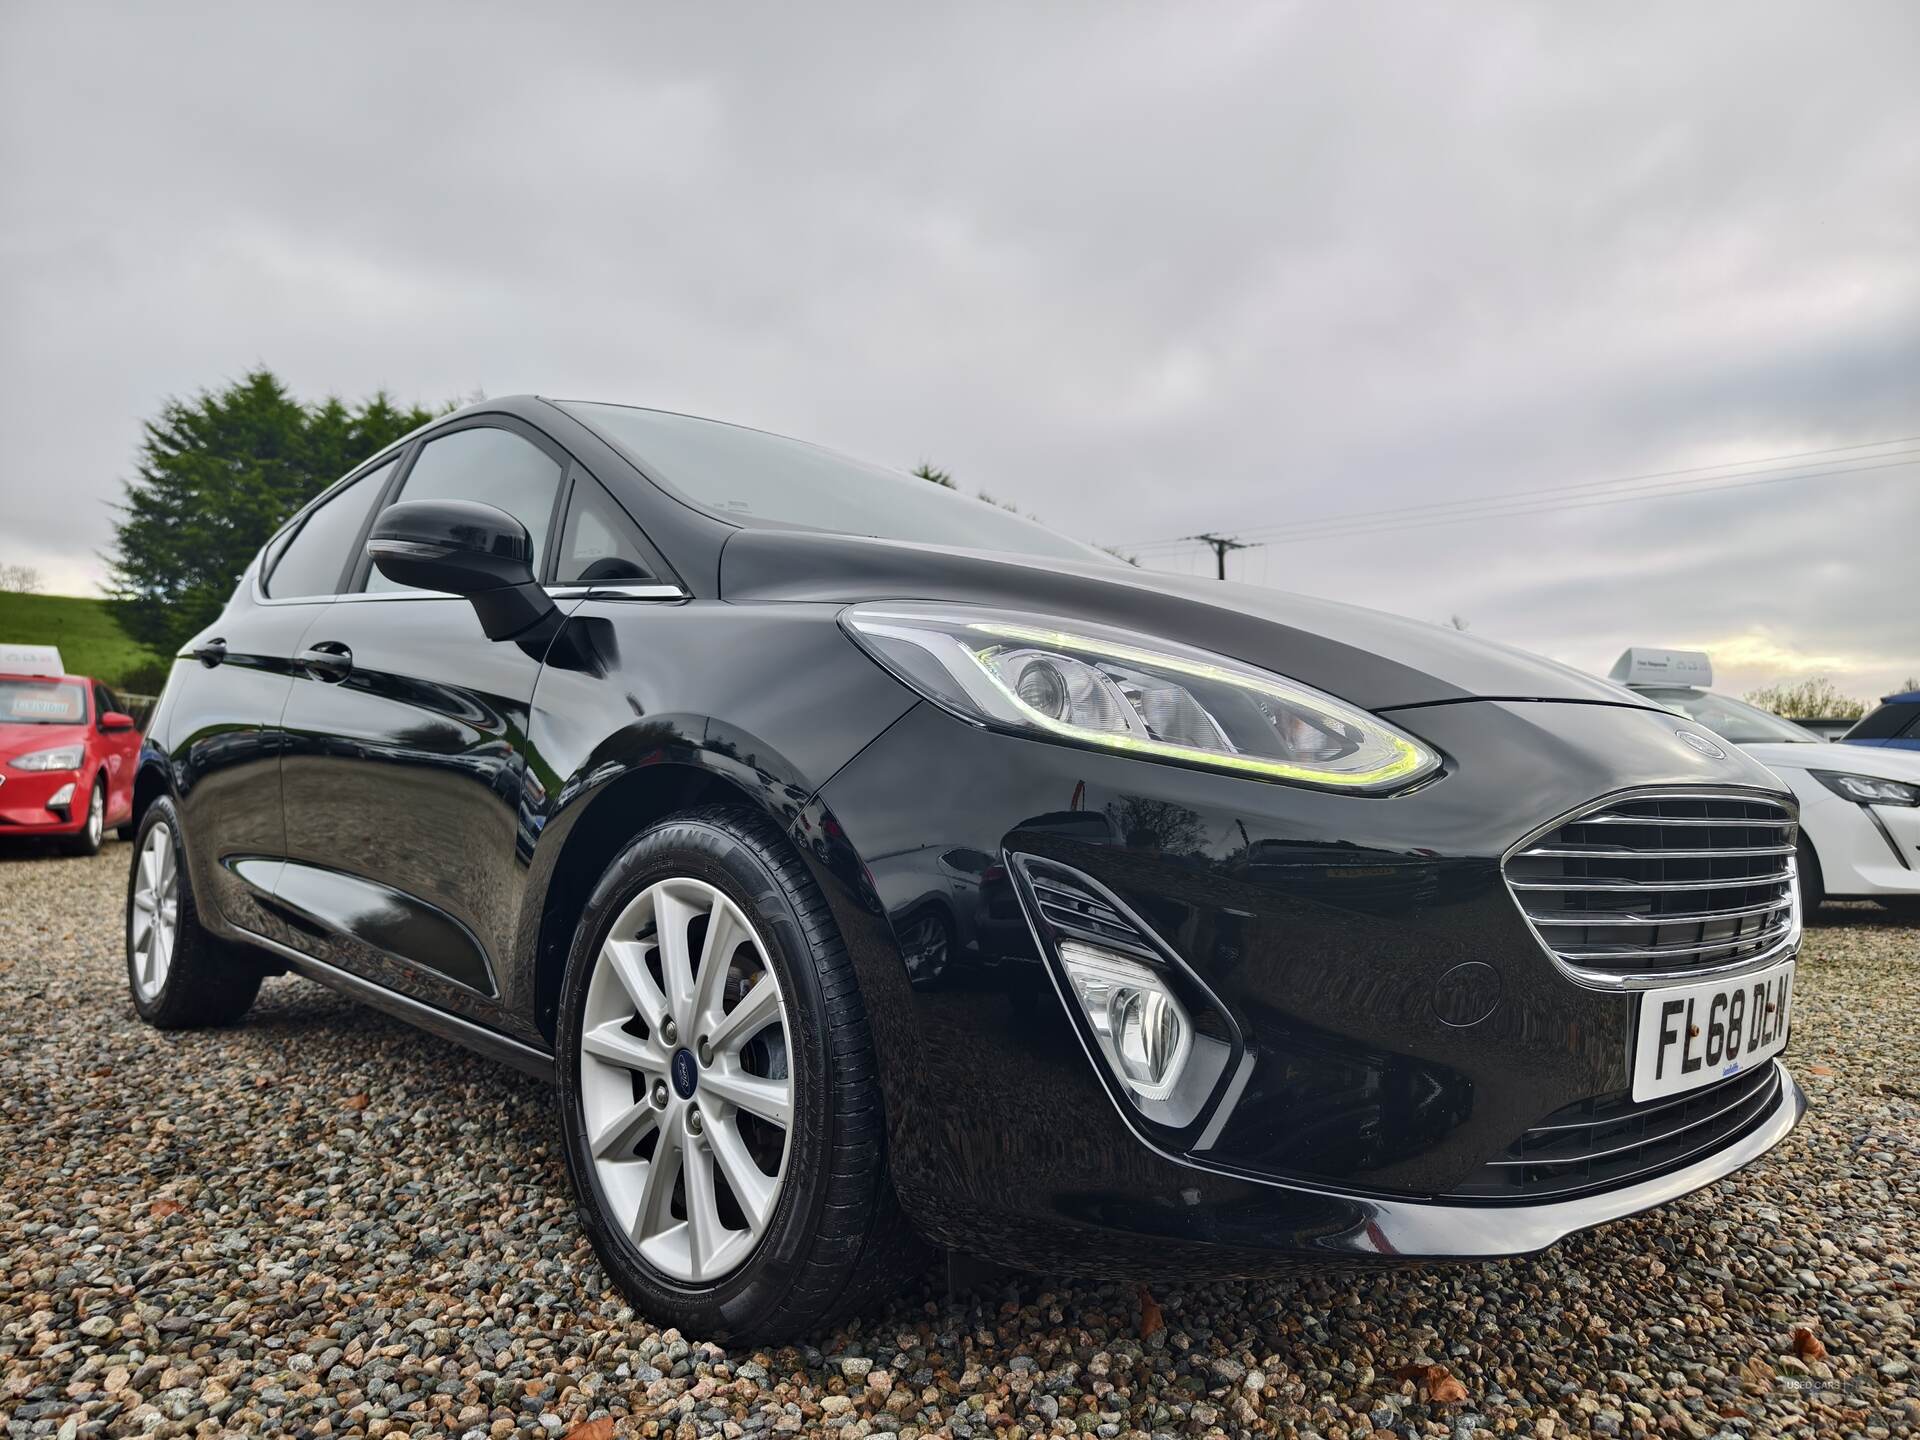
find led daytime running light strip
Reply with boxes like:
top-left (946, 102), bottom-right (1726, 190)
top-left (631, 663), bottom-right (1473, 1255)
top-left (958, 620), bottom-right (1433, 789)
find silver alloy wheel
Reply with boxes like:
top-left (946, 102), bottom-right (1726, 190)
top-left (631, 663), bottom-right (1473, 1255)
top-left (86, 781), bottom-right (104, 847)
top-left (130, 822), bottom-right (178, 1001)
top-left (579, 876), bottom-right (794, 1284)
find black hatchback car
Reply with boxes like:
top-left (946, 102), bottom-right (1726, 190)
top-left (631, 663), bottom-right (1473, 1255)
top-left (127, 396), bottom-right (1807, 1340)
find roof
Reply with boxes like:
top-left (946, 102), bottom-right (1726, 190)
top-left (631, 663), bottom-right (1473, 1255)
top-left (1878, 690), bottom-right (1920, 705)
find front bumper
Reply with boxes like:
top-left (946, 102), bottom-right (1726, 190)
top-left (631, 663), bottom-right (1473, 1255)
top-left (801, 696), bottom-right (1808, 1268)
top-left (0, 768), bottom-right (87, 833)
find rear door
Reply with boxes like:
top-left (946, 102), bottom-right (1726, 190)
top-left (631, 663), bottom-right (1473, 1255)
top-left (274, 418), bottom-right (575, 1039)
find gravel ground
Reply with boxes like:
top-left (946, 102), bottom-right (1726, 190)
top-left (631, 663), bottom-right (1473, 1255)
top-left (2, 842), bottom-right (1917, 1440)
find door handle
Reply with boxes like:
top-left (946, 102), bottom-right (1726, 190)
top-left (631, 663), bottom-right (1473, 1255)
top-left (296, 643), bottom-right (354, 682)
top-left (193, 638), bottom-right (227, 668)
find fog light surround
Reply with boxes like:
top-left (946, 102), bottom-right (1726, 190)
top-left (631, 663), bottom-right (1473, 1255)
top-left (47, 782), bottom-right (75, 811)
top-left (1057, 940), bottom-right (1193, 1104)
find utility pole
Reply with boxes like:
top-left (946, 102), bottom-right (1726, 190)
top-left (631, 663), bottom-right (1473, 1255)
top-left (1188, 533), bottom-right (1260, 580)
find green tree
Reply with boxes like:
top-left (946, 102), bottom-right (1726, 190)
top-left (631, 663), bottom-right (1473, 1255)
top-left (109, 370), bottom-right (439, 654)
top-left (1743, 676), bottom-right (1867, 720)
top-left (911, 462), bottom-right (955, 488)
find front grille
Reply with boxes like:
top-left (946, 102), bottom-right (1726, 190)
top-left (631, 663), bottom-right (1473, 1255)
top-left (1504, 790), bottom-right (1797, 983)
top-left (1452, 1061), bottom-right (1783, 1199)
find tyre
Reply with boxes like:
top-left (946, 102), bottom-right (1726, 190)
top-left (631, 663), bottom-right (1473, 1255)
top-left (64, 776), bottom-right (106, 857)
top-left (125, 797), bottom-right (263, 1028)
top-left (557, 805), bottom-right (925, 1342)
top-left (1795, 835), bottom-right (1825, 918)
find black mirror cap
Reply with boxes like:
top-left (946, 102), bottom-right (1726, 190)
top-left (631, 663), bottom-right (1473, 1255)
top-left (367, 499), bottom-right (538, 595)
top-left (367, 499), bottom-right (555, 642)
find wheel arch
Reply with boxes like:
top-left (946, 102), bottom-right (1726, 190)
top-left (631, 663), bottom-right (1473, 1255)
top-left (520, 728), bottom-right (821, 1045)
top-left (130, 751), bottom-right (173, 833)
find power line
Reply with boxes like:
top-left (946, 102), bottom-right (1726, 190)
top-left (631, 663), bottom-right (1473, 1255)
top-left (1136, 454), bottom-right (1918, 554)
top-left (1109, 433), bottom-right (1920, 552)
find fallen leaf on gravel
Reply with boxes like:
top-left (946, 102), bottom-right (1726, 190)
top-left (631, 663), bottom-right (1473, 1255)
top-left (1809, 1064), bottom-right (1834, 1076)
top-left (1392, 1363), bottom-right (1469, 1403)
top-left (341, 1092), bottom-right (370, 1110)
top-left (564, 1420), bottom-right (616, 1440)
top-left (1136, 1284), bottom-right (1164, 1338)
top-left (148, 1198), bottom-right (185, 1218)
top-left (1790, 1325), bottom-right (1827, 1360)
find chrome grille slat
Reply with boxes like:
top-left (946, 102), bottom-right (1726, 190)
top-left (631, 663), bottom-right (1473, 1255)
top-left (1502, 788), bottom-right (1799, 986)
top-left (1556, 919), bottom-right (1795, 963)
top-left (1508, 868), bottom-right (1794, 893)
top-left (1574, 813), bottom-right (1794, 829)
top-left (1454, 1063), bottom-right (1785, 1198)
top-left (1520, 844), bottom-right (1795, 860)
top-left (1485, 1072), bottom-right (1777, 1166)
top-left (1531, 899), bottom-right (1791, 927)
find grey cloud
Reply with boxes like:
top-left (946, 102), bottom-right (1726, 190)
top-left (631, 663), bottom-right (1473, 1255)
top-left (2, 0), bottom-right (1915, 693)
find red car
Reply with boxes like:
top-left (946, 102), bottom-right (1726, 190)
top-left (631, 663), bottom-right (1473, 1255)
top-left (0, 645), bottom-right (141, 854)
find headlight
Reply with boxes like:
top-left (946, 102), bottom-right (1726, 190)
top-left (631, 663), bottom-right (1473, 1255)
top-left (1812, 770), bottom-right (1920, 807)
top-left (842, 602), bottom-right (1441, 791)
top-left (9, 744), bottom-right (84, 772)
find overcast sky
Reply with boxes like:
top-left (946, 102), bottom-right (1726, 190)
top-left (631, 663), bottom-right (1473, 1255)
top-left (3, 2), bottom-right (1915, 699)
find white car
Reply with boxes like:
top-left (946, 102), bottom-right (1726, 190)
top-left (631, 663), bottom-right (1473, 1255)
top-left (1612, 649), bottom-right (1920, 918)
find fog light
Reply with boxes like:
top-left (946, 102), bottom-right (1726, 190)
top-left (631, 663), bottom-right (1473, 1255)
top-left (1057, 940), bottom-right (1193, 1103)
top-left (48, 782), bottom-right (75, 810)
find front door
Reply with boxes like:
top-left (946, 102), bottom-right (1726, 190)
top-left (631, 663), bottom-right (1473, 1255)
top-left (171, 455), bottom-right (399, 937)
top-left (273, 419), bottom-right (570, 1040)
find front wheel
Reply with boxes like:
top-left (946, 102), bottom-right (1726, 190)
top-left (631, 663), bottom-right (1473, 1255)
top-left (556, 805), bottom-right (925, 1342)
top-left (64, 776), bottom-right (106, 856)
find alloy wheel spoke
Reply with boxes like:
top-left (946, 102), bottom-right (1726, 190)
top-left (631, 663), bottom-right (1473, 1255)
top-left (653, 888), bottom-right (700, 1031)
top-left (632, 1114), bottom-right (684, 1244)
top-left (151, 912), bottom-right (172, 983)
top-left (707, 972), bottom-right (780, 1056)
top-left (706, 1111), bottom-right (778, 1232)
top-left (691, 902), bottom-right (745, 1033)
top-left (700, 1067), bottom-right (792, 1128)
top-left (581, 1019), bottom-right (667, 1074)
top-left (682, 1138), bottom-right (725, 1279)
top-left (589, 1097), bottom-right (661, 1160)
top-left (603, 939), bottom-right (669, 1030)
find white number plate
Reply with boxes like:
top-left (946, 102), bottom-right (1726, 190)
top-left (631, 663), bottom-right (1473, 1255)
top-left (1632, 961), bottom-right (1794, 1103)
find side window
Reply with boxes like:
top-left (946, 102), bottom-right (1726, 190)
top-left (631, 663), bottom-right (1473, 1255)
top-left (93, 683), bottom-right (114, 726)
top-left (366, 427), bottom-right (563, 593)
top-left (267, 460), bottom-right (396, 599)
top-left (554, 479), bottom-right (659, 585)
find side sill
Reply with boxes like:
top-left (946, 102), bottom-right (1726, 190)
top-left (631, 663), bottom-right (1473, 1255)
top-left (236, 929), bottom-right (557, 1083)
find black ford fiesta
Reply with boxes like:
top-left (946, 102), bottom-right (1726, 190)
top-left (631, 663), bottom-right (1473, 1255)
top-left (126, 395), bottom-right (1806, 1340)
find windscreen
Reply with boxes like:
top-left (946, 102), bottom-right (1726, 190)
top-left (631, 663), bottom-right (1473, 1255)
top-left (0, 679), bottom-right (86, 724)
top-left (559, 401), bottom-right (1113, 565)
top-left (1641, 687), bottom-right (1820, 744)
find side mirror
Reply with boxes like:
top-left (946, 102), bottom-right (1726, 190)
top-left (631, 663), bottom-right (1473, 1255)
top-left (100, 711), bottom-right (137, 732)
top-left (367, 499), bottom-right (557, 641)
